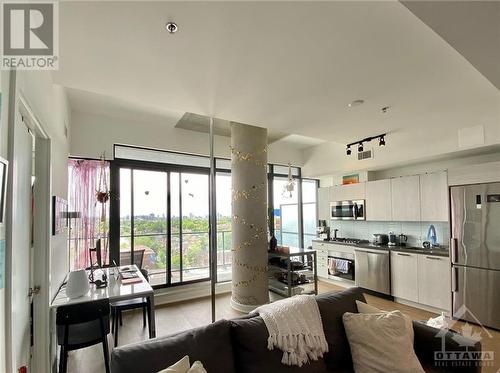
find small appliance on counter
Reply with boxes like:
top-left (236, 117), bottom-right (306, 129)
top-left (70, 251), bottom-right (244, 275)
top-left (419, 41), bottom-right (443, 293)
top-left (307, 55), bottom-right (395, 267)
top-left (398, 234), bottom-right (408, 246)
top-left (388, 232), bottom-right (397, 246)
top-left (317, 220), bottom-right (330, 241)
top-left (372, 233), bottom-right (388, 245)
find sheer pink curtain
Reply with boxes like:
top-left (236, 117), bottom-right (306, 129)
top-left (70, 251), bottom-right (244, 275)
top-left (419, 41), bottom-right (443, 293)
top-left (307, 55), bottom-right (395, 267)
top-left (68, 159), bottom-right (110, 270)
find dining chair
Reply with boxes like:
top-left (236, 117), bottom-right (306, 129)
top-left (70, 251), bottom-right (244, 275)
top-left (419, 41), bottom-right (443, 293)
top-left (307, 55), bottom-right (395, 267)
top-left (56, 299), bottom-right (111, 373)
top-left (119, 248), bottom-right (145, 269)
top-left (111, 268), bottom-right (151, 348)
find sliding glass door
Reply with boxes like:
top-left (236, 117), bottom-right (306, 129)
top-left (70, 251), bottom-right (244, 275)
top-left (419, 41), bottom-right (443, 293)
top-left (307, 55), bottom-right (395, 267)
top-left (116, 165), bottom-right (210, 287)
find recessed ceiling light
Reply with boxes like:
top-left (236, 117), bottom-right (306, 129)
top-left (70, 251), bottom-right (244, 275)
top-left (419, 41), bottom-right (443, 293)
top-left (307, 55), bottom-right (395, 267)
top-left (165, 22), bottom-right (178, 34)
top-left (348, 99), bottom-right (364, 108)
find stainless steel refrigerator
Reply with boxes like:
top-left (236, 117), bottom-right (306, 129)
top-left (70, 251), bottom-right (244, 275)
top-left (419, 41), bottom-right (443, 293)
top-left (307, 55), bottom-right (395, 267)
top-left (450, 182), bottom-right (500, 330)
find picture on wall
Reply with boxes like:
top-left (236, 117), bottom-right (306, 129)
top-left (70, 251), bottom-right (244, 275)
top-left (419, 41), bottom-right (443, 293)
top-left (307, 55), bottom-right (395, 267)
top-left (0, 156), bottom-right (8, 224)
top-left (342, 174), bottom-right (359, 185)
top-left (52, 196), bottom-right (68, 235)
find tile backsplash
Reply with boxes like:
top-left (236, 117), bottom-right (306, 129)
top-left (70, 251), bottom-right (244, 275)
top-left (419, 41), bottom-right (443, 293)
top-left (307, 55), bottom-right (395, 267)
top-left (328, 220), bottom-right (450, 248)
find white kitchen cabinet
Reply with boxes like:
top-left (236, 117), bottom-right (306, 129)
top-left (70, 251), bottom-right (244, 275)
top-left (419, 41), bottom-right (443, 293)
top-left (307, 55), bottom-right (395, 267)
top-left (318, 187), bottom-right (330, 222)
top-left (417, 255), bottom-right (451, 310)
top-left (391, 175), bottom-right (421, 221)
top-left (420, 172), bottom-right (449, 222)
top-left (329, 183), bottom-right (365, 202)
top-left (366, 179), bottom-right (392, 221)
top-left (390, 251), bottom-right (419, 302)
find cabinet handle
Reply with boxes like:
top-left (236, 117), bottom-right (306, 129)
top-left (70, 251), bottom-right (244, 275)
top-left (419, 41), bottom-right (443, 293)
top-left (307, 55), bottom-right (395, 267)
top-left (426, 256), bottom-right (442, 260)
top-left (396, 253), bottom-right (411, 257)
top-left (450, 238), bottom-right (458, 263)
top-left (452, 267), bottom-right (458, 292)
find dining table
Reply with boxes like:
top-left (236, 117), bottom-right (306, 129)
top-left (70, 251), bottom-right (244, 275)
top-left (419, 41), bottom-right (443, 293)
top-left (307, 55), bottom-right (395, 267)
top-left (51, 265), bottom-right (156, 339)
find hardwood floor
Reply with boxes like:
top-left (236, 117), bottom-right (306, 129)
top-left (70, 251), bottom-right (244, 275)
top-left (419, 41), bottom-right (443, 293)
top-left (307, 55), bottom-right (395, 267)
top-left (66, 281), bottom-right (500, 373)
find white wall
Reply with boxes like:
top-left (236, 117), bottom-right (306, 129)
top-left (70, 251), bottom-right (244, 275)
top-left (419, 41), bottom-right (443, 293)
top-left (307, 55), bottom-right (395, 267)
top-left (15, 72), bottom-right (71, 301)
top-left (69, 110), bottom-right (304, 166)
top-left (0, 70), bottom-right (10, 373)
top-left (301, 121), bottom-right (500, 178)
top-left (2, 71), bottom-right (70, 373)
top-left (370, 150), bottom-right (500, 180)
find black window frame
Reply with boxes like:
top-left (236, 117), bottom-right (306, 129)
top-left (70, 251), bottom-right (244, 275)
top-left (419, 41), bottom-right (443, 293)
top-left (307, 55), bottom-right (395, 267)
top-left (107, 144), bottom-right (318, 289)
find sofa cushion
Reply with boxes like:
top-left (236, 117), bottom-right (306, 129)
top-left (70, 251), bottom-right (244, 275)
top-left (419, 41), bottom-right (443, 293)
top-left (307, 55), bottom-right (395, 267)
top-left (342, 311), bottom-right (424, 373)
top-left (110, 319), bottom-right (235, 373)
top-left (315, 287), bottom-right (366, 371)
top-left (230, 316), bottom-right (330, 373)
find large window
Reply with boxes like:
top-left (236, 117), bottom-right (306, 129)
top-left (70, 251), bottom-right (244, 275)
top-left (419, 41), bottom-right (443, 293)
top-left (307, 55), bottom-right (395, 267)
top-left (108, 145), bottom-right (318, 288)
top-left (114, 164), bottom-right (211, 287)
top-left (68, 159), bottom-right (110, 270)
top-left (273, 177), bottom-right (300, 247)
top-left (302, 179), bottom-right (318, 248)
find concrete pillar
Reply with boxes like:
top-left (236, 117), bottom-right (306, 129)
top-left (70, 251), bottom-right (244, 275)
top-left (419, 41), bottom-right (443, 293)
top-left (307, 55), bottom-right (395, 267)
top-left (230, 123), bottom-right (269, 312)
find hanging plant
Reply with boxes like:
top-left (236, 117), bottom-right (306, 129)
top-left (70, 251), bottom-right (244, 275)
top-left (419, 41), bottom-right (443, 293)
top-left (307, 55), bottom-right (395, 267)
top-left (96, 153), bottom-right (110, 204)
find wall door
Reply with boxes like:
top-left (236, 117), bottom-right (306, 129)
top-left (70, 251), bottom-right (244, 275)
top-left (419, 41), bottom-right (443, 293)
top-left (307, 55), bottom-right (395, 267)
top-left (6, 114), bottom-right (33, 372)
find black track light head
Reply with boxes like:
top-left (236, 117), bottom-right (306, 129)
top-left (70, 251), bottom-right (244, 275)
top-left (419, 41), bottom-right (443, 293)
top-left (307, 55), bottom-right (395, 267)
top-left (346, 146), bottom-right (352, 156)
top-left (358, 143), bottom-right (364, 152)
top-left (379, 136), bottom-right (386, 147)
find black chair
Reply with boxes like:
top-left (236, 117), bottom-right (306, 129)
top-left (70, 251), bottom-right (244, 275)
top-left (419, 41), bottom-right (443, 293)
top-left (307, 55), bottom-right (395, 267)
top-left (111, 268), bottom-right (151, 347)
top-left (119, 248), bottom-right (145, 269)
top-left (56, 299), bottom-right (111, 373)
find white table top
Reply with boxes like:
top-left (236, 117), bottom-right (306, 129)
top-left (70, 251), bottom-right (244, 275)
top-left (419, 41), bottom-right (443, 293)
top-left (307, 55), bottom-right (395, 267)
top-left (51, 265), bottom-right (154, 308)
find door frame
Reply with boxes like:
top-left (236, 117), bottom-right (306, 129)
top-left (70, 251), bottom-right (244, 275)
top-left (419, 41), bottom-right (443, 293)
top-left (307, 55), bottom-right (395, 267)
top-left (18, 93), bottom-right (52, 373)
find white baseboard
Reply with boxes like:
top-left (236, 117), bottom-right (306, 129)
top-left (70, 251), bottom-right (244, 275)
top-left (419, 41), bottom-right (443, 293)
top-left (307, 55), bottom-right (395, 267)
top-left (318, 277), bottom-right (355, 289)
top-left (394, 297), bottom-right (451, 316)
top-left (154, 281), bottom-right (232, 306)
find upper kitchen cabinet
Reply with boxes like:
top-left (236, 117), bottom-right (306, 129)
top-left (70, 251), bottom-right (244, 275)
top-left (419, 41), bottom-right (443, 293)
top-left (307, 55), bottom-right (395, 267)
top-left (329, 182), bottom-right (366, 202)
top-left (366, 179), bottom-right (392, 221)
top-left (391, 175), bottom-right (421, 221)
top-left (420, 171), bottom-right (449, 222)
top-left (318, 187), bottom-right (330, 222)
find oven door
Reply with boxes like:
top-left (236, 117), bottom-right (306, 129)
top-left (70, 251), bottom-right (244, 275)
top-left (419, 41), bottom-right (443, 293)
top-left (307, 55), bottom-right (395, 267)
top-left (330, 200), bottom-right (365, 220)
top-left (328, 253), bottom-right (355, 281)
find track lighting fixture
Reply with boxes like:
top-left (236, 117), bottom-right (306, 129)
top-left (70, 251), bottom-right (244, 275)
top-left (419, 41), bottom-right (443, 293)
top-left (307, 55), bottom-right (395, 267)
top-left (345, 133), bottom-right (387, 155)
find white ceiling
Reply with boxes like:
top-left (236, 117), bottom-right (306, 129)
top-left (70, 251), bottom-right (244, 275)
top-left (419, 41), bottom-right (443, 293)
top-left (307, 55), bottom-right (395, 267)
top-left (57, 1), bottom-right (500, 171)
top-left (402, 1), bottom-right (500, 90)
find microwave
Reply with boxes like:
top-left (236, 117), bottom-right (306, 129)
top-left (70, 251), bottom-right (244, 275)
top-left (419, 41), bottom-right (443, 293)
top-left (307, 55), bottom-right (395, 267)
top-left (330, 200), bottom-right (365, 220)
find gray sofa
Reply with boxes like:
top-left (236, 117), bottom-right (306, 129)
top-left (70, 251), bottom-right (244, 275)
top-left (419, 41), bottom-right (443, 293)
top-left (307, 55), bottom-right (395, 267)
top-left (110, 287), bottom-right (481, 373)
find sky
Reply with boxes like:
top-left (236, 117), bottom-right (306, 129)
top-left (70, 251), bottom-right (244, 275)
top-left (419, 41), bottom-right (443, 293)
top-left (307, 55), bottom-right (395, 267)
top-left (119, 168), bottom-right (316, 222)
top-left (120, 169), bottom-right (231, 218)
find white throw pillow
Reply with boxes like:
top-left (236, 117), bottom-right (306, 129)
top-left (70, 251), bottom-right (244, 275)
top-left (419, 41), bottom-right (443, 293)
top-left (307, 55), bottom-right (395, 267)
top-left (157, 356), bottom-right (207, 373)
top-left (355, 300), bottom-right (414, 342)
top-left (157, 356), bottom-right (190, 373)
top-left (343, 310), bottom-right (424, 373)
top-left (188, 361), bottom-right (207, 373)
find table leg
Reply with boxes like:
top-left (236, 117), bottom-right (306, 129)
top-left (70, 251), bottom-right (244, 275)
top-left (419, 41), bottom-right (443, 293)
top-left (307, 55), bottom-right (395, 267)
top-left (147, 294), bottom-right (156, 338)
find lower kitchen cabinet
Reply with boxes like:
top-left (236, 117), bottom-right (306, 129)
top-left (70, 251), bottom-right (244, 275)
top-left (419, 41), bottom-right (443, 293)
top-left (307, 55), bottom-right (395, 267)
top-left (390, 251), bottom-right (418, 302)
top-left (312, 242), bottom-right (329, 278)
top-left (391, 251), bottom-right (451, 311)
top-left (417, 255), bottom-right (451, 310)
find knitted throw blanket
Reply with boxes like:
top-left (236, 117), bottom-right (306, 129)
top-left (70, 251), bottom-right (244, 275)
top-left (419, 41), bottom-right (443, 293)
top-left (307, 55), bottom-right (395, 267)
top-left (253, 295), bottom-right (329, 367)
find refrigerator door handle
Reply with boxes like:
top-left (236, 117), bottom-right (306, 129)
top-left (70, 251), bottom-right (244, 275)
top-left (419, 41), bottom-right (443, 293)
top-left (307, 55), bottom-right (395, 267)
top-left (452, 266), bottom-right (458, 292)
top-left (450, 238), bottom-right (458, 263)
